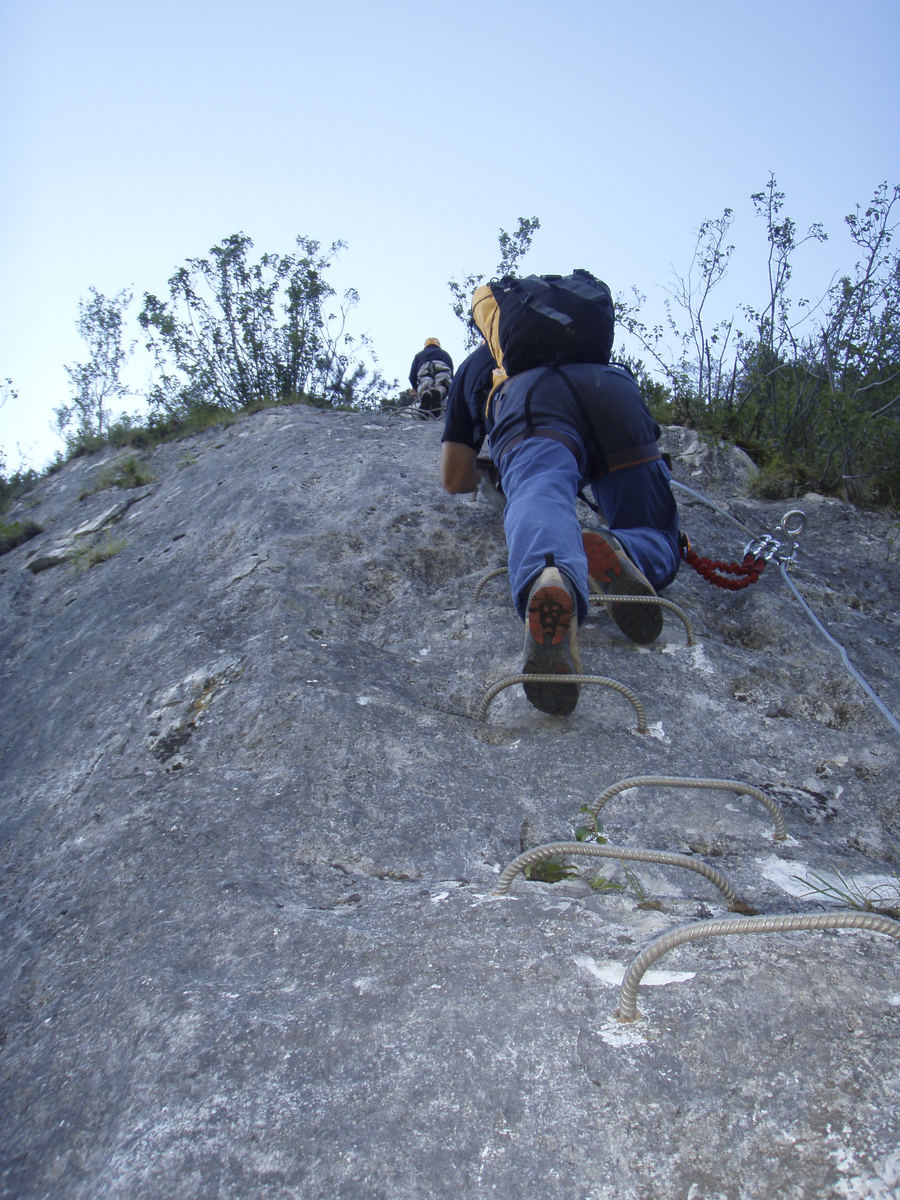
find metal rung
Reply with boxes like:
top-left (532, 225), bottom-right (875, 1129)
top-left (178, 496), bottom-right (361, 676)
top-left (475, 674), bottom-right (648, 732)
top-left (589, 593), bottom-right (695, 645)
top-left (494, 842), bottom-right (742, 908)
top-left (472, 566), bottom-right (509, 603)
top-left (616, 910), bottom-right (900, 1022)
top-left (586, 775), bottom-right (786, 842)
top-left (471, 565), bottom-right (694, 645)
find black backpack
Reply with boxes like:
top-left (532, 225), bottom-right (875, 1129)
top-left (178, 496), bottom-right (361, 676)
top-left (472, 269), bottom-right (615, 377)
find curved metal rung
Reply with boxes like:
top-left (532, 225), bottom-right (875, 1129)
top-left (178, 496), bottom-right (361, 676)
top-left (589, 593), bottom-right (695, 646)
top-left (616, 909), bottom-right (900, 1022)
top-left (586, 775), bottom-right (787, 842)
top-left (472, 565), bottom-right (509, 603)
top-left (475, 674), bottom-right (648, 732)
top-left (384, 403), bottom-right (427, 422)
top-left (471, 567), bottom-right (695, 646)
top-left (494, 841), bottom-right (741, 908)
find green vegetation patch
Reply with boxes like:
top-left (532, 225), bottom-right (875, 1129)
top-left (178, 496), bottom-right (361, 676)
top-left (80, 455), bottom-right (155, 499)
top-left (0, 518), bottom-right (43, 556)
top-left (70, 535), bottom-right (129, 570)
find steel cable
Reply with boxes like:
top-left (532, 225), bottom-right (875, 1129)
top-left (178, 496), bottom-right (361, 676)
top-left (670, 479), bottom-right (900, 739)
top-left (777, 562), bottom-right (900, 737)
top-left (669, 480), bottom-right (758, 539)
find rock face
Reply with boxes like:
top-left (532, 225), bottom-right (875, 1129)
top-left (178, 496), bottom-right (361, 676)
top-left (2, 405), bottom-right (900, 1199)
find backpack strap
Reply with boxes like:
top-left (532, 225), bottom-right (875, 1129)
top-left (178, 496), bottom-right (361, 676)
top-left (496, 365), bottom-right (607, 480)
top-left (554, 366), bottom-right (610, 479)
top-left (522, 367), bottom-right (557, 440)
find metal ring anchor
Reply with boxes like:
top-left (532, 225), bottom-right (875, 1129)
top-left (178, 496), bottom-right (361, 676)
top-left (744, 508), bottom-right (807, 568)
top-left (494, 842), bottom-right (742, 908)
top-left (585, 775), bottom-right (787, 842)
top-left (616, 909), bottom-right (900, 1022)
top-left (778, 510), bottom-right (806, 538)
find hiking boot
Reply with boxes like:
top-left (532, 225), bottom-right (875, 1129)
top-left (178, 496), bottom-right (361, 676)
top-left (582, 529), bottom-right (663, 645)
top-left (522, 566), bottom-right (583, 716)
top-left (420, 387), bottom-right (442, 416)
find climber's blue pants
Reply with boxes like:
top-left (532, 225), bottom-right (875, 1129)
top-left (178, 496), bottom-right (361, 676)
top-left (497, 436), bottom-right (680, 623)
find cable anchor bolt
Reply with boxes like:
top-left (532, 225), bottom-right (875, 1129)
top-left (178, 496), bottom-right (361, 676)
top-left (743, 509), bottom-right (806, 570)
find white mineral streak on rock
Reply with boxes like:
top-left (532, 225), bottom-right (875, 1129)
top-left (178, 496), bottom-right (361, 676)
top-left (71, 501), bottom-right (131, 537)
top-left (832, 1149), bottom-right (900, 1198)
top-left (597, 1016), bottom-right (650, 1048)
top-left (758, 854), bottom-right (900, 904)
top-left (574, 954), bottom-right (695, 988)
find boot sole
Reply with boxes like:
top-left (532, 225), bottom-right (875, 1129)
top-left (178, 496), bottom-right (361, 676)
top-left (523, 583), bottom-right (580, 716)
top-left (583, 531), bottom-right (663, 645)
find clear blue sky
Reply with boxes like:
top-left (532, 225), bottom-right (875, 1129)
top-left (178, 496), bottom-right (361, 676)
top-left (2, 0), bottom-right (898, 470)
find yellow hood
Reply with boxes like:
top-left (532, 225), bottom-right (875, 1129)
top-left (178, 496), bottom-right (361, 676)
top-left (471, 285), bottom-right (503, 371)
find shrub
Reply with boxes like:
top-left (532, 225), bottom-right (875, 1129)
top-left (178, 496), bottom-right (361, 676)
top-left (70, 535), bottom-right (129, 570)
top-left (139, 233), bottom-right (393, 419)
top-left (621, 178), bottom-right (900, 505)
top-left (80, 456), bottom-right (154, 498)
top-left (0, 519), bottom-right (43, 556)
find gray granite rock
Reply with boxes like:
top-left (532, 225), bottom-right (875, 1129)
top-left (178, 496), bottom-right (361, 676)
top-left (2, 405), bottom-right (900, 1199)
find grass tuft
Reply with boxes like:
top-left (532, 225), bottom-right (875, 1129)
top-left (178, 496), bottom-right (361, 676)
top-left (0, 518), bottom-right (43, 556)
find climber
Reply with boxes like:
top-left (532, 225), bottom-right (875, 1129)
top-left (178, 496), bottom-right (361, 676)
top-left (441, 340), bottom-right (496, 452)
top-left (409, 338), bottom-right (454, 418)
top-left (440, 279), bottom-right (680, 718)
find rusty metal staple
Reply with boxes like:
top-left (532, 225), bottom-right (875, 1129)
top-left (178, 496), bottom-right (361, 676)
top-left (471, 566), bottom-right (694, 645)
top-left (471, 566), bottom-right (509, 603)
top-left (475, 674), bottom-right (648, 731)
top-left (494, 842), bottom-right (741, 907)
top-left (587, 775), bottom-right (787, 841)
top-left (616, 909), bottom-right (900, 1022)
top-left (589, 594), bottom-right (695, 645)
